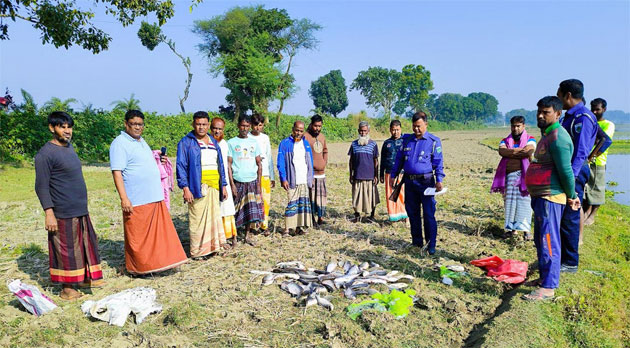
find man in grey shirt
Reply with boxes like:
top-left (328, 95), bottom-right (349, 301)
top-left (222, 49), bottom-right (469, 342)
top-left (34, 111), bottom-right (104, 300)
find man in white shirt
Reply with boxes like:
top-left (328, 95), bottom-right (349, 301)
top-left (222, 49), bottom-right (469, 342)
top-left (249, 113), bottom-right (275, 234)
top-left (276, 121), bottom-right (314, 236)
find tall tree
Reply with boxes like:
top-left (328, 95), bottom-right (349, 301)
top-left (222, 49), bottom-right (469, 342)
top-left (275, 18), bottom-right (321, 127)
top-left (194, 6), bottom-right (293, 121)
top-left (350, 67), bottom-right (401, 119)
top-left (434, 93), bottom-right (464, 122)
top-left (467, 92), bottom-right (499, 121)
top-left (309, 70), bottom-right (348, 117)
top-left (138, 22), bottom-right (192, 113)
top-left (462, 96), bottom-right (484, 121)
top-left (397, 64), bottom-right (434, 113)
top-left (42, 97), bottom-right (77, 113)
top-left (0, 0), bottom-right (199, 53)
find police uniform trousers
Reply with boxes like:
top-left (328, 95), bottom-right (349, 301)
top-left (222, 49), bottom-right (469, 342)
top-left (404, 175), bottom-right (437, 252)
top-left (560, 163), bottom-right (589, 268)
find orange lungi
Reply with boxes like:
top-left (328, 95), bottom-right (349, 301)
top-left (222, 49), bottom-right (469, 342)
top-left (385, 173), bottom-right (408, 222)
top-left (123, 200), bottom-right (188, 274)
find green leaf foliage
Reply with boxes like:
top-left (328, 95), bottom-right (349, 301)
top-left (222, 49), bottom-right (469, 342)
top-left (350, 66), bottom-right (402, 118)
top-left (397, 64), bottom-right (434, 114)
top-left (309, 70), bottom-right (348, 117)
top-left (1, 0), bottom-right (191, 53)
top-left (137, 21), bottom-right (163, 51)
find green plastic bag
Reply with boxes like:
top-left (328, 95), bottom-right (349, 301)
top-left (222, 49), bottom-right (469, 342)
top-left (440, 266), bottom-right (461, 278)
top-left (346, 289), bottom-right (417, 320)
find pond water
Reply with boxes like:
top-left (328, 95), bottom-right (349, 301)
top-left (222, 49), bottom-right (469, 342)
top-left (613, 123), bottom-right (630, 140)
top-left (606, 154), bottom-right (630, 206)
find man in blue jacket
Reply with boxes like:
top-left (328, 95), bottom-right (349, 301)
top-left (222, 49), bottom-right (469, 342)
top-left (277, 120), bottom-right (314, 236)
top-left (176, 111), bottom-right (229, 257)
top-left (556, 79), bottom-right (597, 273)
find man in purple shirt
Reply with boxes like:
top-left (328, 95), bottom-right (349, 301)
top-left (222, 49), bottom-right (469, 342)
top-left (348, 121), bottom-right (379, 223)
top-left (556, 79), bottom-right (597, 273)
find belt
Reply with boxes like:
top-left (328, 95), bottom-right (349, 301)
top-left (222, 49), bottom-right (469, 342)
top-left (407, 173), bottom-right (433, 180)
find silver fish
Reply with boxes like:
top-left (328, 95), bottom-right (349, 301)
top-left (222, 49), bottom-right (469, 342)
top-left (316, 295), bottom-right (334, 311)
top-left (298, 274), bottom-right (320, 282)
top-left (285, 282), bottom-right (303, 297)
top-left (359, 262), bottom-right (370, 270)
top-left (326, 262), bottom-right (337, 273)
top-left (368, 270), bottom-right (387, 276)
top-left (318, 273), bottom-right (337, 281)
top-left (350, 282), bottom-right (369, 289)
top-left (367, 288), bottom-right (379, 295)
top-left (276, 261), bottom-right (306, 270)
top-left (315, 285), bottom-right (328, 294)
top-left (275, 273), bottom-right (300, 280)
top-left (396, 275), bottom-right (414, 283)
top-left (305, 293), bottom-right (317, 308)
top-left (360, 277), bottom-right (388, 285)
top-left (334, 274), bottom-right (359, 288)
top-left (361, 271), bottom-right (370, 277)
top-left (346, 265), bottom-right (360, 276)
top-left (386, 271), bottom-right (399, 277)
top-left (321, 279), bottom-right (336, 292)
top-left (262, 274), bottom-right (275, 286)
top-left (344, 287), bottom-right (357, 300)
top-left (250, 270), bottom-right (273, 275)
top-left (354, 288), bottom-right (371, 295)
top-left (343, 261), bottom-right (352, 273)
top-left (388, 283), bottom-right (409, 290)
top-left (369, 261), bottom-right (380, 268)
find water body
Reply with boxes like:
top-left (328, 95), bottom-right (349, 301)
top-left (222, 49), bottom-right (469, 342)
top-left (605, 154), bottom-right (630, 206)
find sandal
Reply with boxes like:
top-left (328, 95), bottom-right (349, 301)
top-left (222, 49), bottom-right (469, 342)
top-left (522, 288), bottom-right (554, 301)
top-left (59, 291), bottom-right (83, 301)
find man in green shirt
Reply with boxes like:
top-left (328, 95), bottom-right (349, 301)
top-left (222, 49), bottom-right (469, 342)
top-left (523, 96), bottom-right (580, 301)
top-left (584, 98), bottom-right (615, 225)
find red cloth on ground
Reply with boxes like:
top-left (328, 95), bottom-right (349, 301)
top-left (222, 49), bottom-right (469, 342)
top-left (471, 256), bottom-right (528, 284)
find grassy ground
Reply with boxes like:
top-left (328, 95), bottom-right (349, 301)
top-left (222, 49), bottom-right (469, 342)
top-left (0, 129), bottom-right (627, 347)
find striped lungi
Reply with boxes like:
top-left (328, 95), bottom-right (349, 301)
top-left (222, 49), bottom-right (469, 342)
top-left (49, 215), bottom-right (103, 284)
top-left (285, 184), bottom-right (313, 230)
top-left (233, 179), bottom-right (264, 229)
top-left (585, 163), bottom-right (606, 205)
top-left (260, 176), bottom-right (272, 230)
top-left (384, 173), bottom-right (408, 221)
top-left (504, 170), bottom-right (532, 232)
top-left (352, 180), bottom-right (380, 214)
top-left (188, 185), bottom-right (226, 258)
top-left (309, 176), bottom-right (327, 219)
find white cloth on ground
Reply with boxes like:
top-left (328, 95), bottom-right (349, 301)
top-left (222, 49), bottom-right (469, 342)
top-left (81, 287), bottom-right (162, 327)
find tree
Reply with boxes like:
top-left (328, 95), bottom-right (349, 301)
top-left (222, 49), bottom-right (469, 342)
top-left (350, 67), bottom-right (401, 119)
top-left (20, 89), bottom-right (37, 114)
top-left (462, 96), bottom-right (484, 121)
top-left (42, 97), bottom-right (77, 113)
top-left (434, 93), bottom-right (465, 122)
top-left (467, 92), bottom-right (499, 121)
top-left (506, 108), bottom-right (537, 126)
top-left (397, 64), bottom-right (434, 114)
top-left (194, 6), bottom-right (293, 121)
top-left (275, 18), bottom-right (321, 127)
top-left (138, 22), bottom-right (192, 113)
top-left (309, 70), bottom-right (348, 117)
top-left (111, 94), bottom-right (141, 112)
top-left (0, 0), bottom-right (199, 54)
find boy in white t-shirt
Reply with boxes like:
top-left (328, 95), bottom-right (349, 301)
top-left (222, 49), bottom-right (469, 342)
top-left (249, 113), bottom-right (275, 234)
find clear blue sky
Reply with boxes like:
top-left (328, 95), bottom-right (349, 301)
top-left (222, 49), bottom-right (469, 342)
top-left (1, 0), bottom-right (629, 116)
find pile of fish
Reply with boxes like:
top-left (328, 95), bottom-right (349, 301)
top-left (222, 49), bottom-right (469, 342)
top-left (251, 260), bottom-right (414, 311)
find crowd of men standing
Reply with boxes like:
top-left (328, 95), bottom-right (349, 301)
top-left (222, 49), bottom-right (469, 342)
top-left (33, 78), bottom-right (614, 302)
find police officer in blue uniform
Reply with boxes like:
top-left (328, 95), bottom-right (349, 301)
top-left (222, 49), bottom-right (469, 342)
top-left (390, 112), bottom-right (445, 255)
top-left (557, 79), bottom-right (597, 273)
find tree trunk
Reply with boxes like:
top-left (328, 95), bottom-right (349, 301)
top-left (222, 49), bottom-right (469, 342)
top-left (276, 55), bottom-right (294, 129)
top-left (165, 39), bottom-right (192, 114)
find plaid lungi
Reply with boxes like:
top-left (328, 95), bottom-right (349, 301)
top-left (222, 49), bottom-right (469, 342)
top-left (285, 184), bottom-right (313, 230)
top-left (352, 180), bottom-right (380, 214)
top-left (310, 176), bottom-right (327, 219)
top-left (504, 170), bottom-right (532, 232)
top-left (233, 179), bottom-right (264, 228)
top-left (49, 215), bottom-right (103, 284)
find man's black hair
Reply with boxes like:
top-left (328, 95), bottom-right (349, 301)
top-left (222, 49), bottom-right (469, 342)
top-left (412, 111), bottom-right (427, 123)
top-left (48, 111), bottom-right (74, 127)
top-left (237, 114), bottom-right (251, 125)
top-left (310, 114), bottom-right (323, 124)
top-left (590, 98), bottom-right (607, 109)
top-left (193, 111), bottom-right (210, 120)
top-left (558, 79), bottom-right (584, 100)
top-left (510, 115), bottom-right (526, 125)
top-left (537, 96), bottom-right (563, 112)
top-left (390, 120), bottom-right (402, 128)
top-left (125, 109), bottom-right (144, 121)
top-left (251, 113), bottom-right (265, 125)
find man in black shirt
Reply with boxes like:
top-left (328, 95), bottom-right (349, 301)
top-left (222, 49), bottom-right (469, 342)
top-left (34, 112), bottom-right (104, 300)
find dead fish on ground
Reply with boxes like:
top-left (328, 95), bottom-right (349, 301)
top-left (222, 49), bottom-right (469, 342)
top-left (359, 262), bottom-right (370, 270)
top-left (343, 261), bottom-right (352, 273)
top-left (334, 274), bottom-right (359, 288)
top-left (281, 281), bottom-right (303, 297)
top-left (250, 270), bottom-right (273, 275)
top-left (274, 273), bottom-right (300, 280)
top-left (262, 274), bottom-right (276, 285)
top-left (344, 287), bottom-right (357, 300)
top-left (326, 262), bottom-right (337, 273)
top-left (276, 261), bottom-right (306, 270)
top-left (369, 261), bottom-right (381, 268)
top-left (388, 283), bottom-right (409, 290)
top-left (316, 295), bottom-right (334, 311)
top-left (305, 293), bottom-right (318, 309)
top-left (396, 275), bottom-right (415, 283)
top-left (446, 265), bottom-right (465, 272)
top-left (346, 265), bottom-right (360, 276)
top-left (368, 270), bottom-right (387, 276)
top-left (386, 270), bottom-right (399, 277)
top-left (321, 279), bottom-right (336, 292)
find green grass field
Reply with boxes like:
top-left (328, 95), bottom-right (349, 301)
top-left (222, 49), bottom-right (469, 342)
top-left (0, 129), bottom-right (628, 347)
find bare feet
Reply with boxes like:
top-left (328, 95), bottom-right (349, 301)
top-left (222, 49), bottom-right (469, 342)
top-left (244, 232), bottom-right (257, 246)
top-left (60, 285), bottom-right (82, 300)
top-left (78, 279), bottom-right (106, 288)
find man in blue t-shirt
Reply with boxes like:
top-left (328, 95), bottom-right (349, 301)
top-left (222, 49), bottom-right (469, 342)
top-left (348, 121), bottom-right (379, 223)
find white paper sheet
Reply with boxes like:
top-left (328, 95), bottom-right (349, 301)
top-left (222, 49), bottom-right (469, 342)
top-left (423, 187), bottom-right (448, 196)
